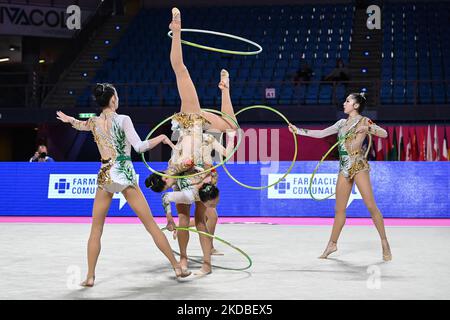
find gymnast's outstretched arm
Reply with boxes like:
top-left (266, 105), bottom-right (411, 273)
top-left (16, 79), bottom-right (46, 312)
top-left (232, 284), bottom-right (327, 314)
top-left (56, 111), bottom-right (92, 131)
top-left (289, 119), bottom-right (344, 139)
top-left (122, 115), bottom-right (176, 153)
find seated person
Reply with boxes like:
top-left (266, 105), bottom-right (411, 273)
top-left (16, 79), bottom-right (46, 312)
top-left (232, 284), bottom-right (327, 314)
top-left (322, 58), bottom-right (350, 82)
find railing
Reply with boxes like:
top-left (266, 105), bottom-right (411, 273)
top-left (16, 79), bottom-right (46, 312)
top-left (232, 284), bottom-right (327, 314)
top-left (0, 80), bottom-right (449, 109)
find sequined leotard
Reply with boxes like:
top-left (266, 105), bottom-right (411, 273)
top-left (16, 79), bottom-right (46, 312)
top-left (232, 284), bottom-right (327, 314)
top-left (297, 116), bottom-right (387, 179)
top-left (160, 114), bottom-right (236, 216)
top-left (71, 111), bottom-right (152, 193)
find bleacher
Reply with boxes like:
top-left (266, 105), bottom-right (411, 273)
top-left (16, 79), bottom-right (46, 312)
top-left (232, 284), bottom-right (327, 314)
top-left (380, 2), bottom-right (450, 104)
top-left (75, 2), bottom-right (450, 107)
top-left (77, 4), bottom-right (354, 107)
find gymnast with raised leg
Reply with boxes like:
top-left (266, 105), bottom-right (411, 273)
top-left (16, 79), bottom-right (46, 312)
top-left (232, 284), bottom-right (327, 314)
top-left (56, 84), bottom-right (191, 287)
top-left (146, 66), bottom-right (236, 259)
top-left (289, 93), bottom-right (392, 261)
top-left (147, 121), bottom-right (233, 259)
top-left (163, 120), bottom-right (237, 256)
top-left (162, 6), bottom-right (237, 173)
top-left (147, 7), bottom-right (239, 276)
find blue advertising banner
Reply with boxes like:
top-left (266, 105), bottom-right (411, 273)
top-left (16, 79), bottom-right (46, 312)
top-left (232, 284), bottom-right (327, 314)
top-left (0, 162), bottom-right (448, 218)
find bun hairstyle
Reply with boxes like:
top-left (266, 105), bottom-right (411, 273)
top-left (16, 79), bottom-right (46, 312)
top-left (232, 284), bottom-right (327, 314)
top-left (350, 92), bottom-right (367, 113)
top-left (199, 183), bottom-right (219, 202)
top-left (93, 83), bottom-right (116, 108)
top-left (145, 171), bottom-right (166, 193)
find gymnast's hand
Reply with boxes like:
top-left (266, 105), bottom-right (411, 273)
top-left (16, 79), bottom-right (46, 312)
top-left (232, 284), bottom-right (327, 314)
top-left (56, 111), bottom-right (73, 123)
top-left (161, 134), bottom-right (176, 149)
top-left (288, 123), bottom-right (298, 134)
top-left (166, 219), bottom-right (176, 232)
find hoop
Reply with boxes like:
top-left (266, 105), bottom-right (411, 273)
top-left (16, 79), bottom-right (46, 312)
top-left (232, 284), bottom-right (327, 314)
top-left (141, 109), bottom-right (242, 180)
top-left (220, 105), bottom-right (298, 190)
top-left (168, 29), bottom-right (263, 55)
top-left (161, 226), bottom-right (252, 271)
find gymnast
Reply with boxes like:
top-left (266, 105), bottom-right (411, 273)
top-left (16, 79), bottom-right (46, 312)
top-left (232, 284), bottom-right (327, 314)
top-left (289, 93), bottom-right (392, 261)
top-left (147, 7), bottom-right (239, 275)
top-left (56, 84), bottom-right (191, 287)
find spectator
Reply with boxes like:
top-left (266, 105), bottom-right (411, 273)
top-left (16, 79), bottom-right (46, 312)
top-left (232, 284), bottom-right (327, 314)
top-left (323, 58), bottom-right (350, 82)
top-left (29, 144), bottom-right (55, 162)
top-left (293, 61), bottom-right (313, 86)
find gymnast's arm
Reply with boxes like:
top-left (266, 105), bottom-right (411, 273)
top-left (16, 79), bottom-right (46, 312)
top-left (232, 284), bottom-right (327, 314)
top-left (122, 115), bottom-right (156, 153)
top-left (56, 111), bottom-right (92, 131)
top-left (123, 116), bottom-right (174, 153)
top-left (288, 120), bottom-right (343, 138)
top-left (162, 191), bottom-right (195, 231)
top-left (149, 134), bottom-right (176, 150)
top-left (366, 118), bottom-right (388, 138)
top-left (355, 118), bottom-right (388, 138)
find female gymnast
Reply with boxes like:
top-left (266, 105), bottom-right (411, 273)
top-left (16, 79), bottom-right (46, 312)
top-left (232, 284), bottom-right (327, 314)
top-left (289, 93), bottom-right (392, 261)
top-left (146, 7), bottom-right (239, 275)
top-left (161, 159), bottom-right (226, 250)
top-left (147, 128), bottom-right (235, 265)
top-left (56, 83), bottom-right (191, 287)
top-left (145, 7), bottom-right (238, 190)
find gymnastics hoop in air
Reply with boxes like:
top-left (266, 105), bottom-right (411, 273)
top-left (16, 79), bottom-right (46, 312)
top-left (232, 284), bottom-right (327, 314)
top-left (220, 105), bottom-right (298, 190)
top-left (167, 29), bottom-right (263, 55)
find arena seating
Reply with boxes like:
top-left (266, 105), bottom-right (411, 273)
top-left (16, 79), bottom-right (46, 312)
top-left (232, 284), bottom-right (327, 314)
top-left (380, 2), bottom-right (450, 104)
top-left (76, 2), bottom-right (450, 107)
top-left (78, 4), bottom-right (354, 106)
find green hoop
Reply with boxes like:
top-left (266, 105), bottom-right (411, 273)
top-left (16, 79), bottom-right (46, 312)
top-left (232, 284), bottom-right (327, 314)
top-left (167, 29), bottom-right (263, 55)
top-left (141, 109), bottom-right (242, 180)
top-left (308, 131), bottom-right (373, 201)
top-left (161, 226), bottom-right (253, 271)
top-left (220, 105), bottom-right (298, 190)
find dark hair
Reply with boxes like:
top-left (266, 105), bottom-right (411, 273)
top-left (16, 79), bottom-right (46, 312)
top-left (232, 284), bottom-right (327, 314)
top-left (199, 183), bottom-right (219, 202)
top-left (349, 92), bottom-right (367, 113)
top-left (92, 83), bottom-right (116, 108)
top-left (145, 171), bottom-right (166, 192)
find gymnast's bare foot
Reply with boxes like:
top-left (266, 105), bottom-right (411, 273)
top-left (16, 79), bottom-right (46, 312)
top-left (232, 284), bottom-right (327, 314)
top-left (211, 247), bottom-right (224, 256)
top-left (80, 275), bottom-right (95, 287)
top-left (174, 264), bottom-right (191, 278)
top-left (169, 7), bottom-right (181, 31)
top-left (319, 241), bottom-right (337, 259)
top-left (194, 262), bottom-right (212, 277)
top-left (218, 69), bottom-right (230, 90)
top-left (382, 239), bottom-right (392, 261)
